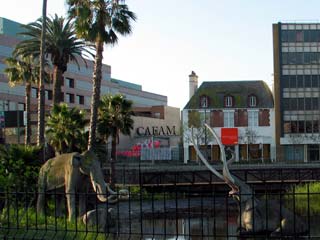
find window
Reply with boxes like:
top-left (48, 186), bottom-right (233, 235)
top-left (248, 110), bottom-right (258, 127)
top-left (77, 95), bottom-right (84, 105)
top-left (200, 95), bottom-right (209, 108)
top-left (224, 96), bottom-right (233, 107)
top-left (45, 90), bottom-right (52, 100)
top-left (66, 93), bottom-right (74, 103)
top-left (66, 78), bottom-right (75, 88)
top-left (31, 87), bottom-right (38, 98)
top-left (248, 95), bottom-right (257, 107)
top-left (223, 110), bottom-right (234, 127)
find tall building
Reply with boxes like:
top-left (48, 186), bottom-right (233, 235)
top-left (0, 17), bottom-right (168, 143)
top-left (273, 22), bottom-right (320, 162)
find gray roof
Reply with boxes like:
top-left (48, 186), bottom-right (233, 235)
top-left (184, 80), bottom-right (274, 109)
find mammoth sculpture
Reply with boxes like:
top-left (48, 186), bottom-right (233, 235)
top-left (191, 124), bottom-right (307, 237)
top-left (37, 150), bottom-right (127, 221)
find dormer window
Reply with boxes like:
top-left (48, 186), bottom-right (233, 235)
top-left (200, 95), bottom-right (209, 108)
top-left (248, 95), bottom-right (257, 107)
top-left (224, 95), bottom-right (233, 107)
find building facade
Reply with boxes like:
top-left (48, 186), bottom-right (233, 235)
top-left (182, 74), bottom-right (275, 163)
top-left (0, 17), bottom-right (168, 143)
top-left (273, 22), bottom-right (320, 162)
top-left (116, 105), bottom-right (181, 161)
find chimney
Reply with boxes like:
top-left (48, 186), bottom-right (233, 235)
top-left (189, 71), bottom-right (198, 99)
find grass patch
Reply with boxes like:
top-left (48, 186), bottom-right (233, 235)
top-left (286, 182), bottom-right (320, 216)
top-left (0, 207), bottom-right (112, 239)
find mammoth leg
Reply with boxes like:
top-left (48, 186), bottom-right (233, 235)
top-left (36, 190), bottom-right (45, 215)
top-left (37, 171), bottom-right (46, 215)
top-left (65, 168), bottom-right (79, 221)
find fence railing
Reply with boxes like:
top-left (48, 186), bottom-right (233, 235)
top-left (0, 182), bottom-right (319, 239)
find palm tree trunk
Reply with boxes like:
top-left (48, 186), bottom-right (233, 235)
top-left (110, 132), bottom-right (117, 187)
top-left (25, 83), bottom-right (31, 145)
top-left (88, 40), bottom-right (104, 150)
top-left (37, 0), bottom-right (47, 149)
top-left (52, 66), bottom-right (63, 105)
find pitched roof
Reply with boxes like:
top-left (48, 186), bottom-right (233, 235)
top-left (184, 80), bottom-right (274, 109)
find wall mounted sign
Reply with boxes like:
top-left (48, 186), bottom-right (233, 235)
top-left (221, 128), bottom-right (238, 145)
top-left (136, 126), bottom-right (177, 136)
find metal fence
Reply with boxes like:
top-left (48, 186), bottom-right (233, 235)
top-left (0, 182), bottom-right (319, 239)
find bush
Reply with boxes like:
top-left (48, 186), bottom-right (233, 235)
top-left (0, 144), bottom-right (42, 191)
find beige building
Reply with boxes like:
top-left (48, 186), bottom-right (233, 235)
top-left (117, 106), bottom-right (181, 161)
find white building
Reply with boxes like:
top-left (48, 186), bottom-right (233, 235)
top-left (182, 72), bottom-right (276, 163)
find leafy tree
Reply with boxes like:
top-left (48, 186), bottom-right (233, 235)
top-left (68, 0), bottom-right (136, 150)
top-left (4, 56), bottom-right (40, 145)
top-left (13, 15), bottom-right (93, 105)
top-left (46, 103), bottom-right (88, 154)
top-left (98, 94), bottom-right (134, 184)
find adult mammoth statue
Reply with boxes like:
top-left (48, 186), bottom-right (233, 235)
top-left (37, 150), bottom-right (127, 221)
top-left (191, 124), bottom-right (307, 237)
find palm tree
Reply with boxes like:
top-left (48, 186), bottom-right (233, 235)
top-left (13, 15), bottom-right (93, 105)
top-left (46, 103), bottom-right (87, 154)
top-left (97, 94), bottom-right (134, 185)
top-left (67, 0), bottom-right (137, 150)
top-left (38, 0), bottom-right (47, 147)
top-left (4, 56), bottom-right (40, 145)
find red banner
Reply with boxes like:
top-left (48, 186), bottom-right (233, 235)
top-left (221, 128), bottom-right (238, 145)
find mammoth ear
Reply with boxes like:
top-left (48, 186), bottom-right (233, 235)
top-left (79, 150), bottom-right (96, 172)
top-left (71, 153), bottom-right (82, 167)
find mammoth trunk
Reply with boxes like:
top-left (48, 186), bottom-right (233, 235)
top-left (90, 172), bottom-right (108, 202)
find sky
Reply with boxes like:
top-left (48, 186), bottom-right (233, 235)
top-left (1, 0), bottom-right (320, 109)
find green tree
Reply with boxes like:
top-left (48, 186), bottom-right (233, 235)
top-left (13, 15), bottom-right (93, 105)
top-left (68, 0), bottom-right (136, 150)
top-left (4, 56), bottom-right (40, 145)
top-left (98, 94), bottom-right (134, 185)
top-left (46, 103), bottom-right (88, 154)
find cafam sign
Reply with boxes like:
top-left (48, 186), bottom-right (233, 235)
top-left (136, 125), bottom-right (177, 137)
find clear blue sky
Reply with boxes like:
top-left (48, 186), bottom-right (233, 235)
top-left (1, 0), bottom-right (320, 109)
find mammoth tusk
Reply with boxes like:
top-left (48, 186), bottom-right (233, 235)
top-left (191, 127), bottom-right (224, 181)
top-left (105, 182), bottom-right (117, 195)
top-left (203, 123), bottom-right (237, 186)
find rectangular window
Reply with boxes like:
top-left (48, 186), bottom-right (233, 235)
top-left (66, 78), bottom-right (75, 88)
top-left (225, 96), bottom-right (233, 107)
top-left (288, 31), bottom-right (296, 42)
top-left (282, 53), bottom-right (288, 65)
top-left (290, 98), bottom-right (298, 110)
top-left (304, 30), bottom-right (310, 42)
top-left (248, 110), bottom-right (259, 127)
top-left (304, 75), bottom-right (311, 87)
top-left (281, 30), bottom-right (288, 42)
top-left (77, 95), bottom-right (84, 105)
top-left (297, 75), bottom-right (304, 88)
top-left (305, 98), bottom-right (312, 110)
top-left (282, 75), bottom-right (290, 88)
top-left (312, 98), bottom-right (319, 110)
top-left (296, 31), bottom-right (303, 42)
top-left (45, 90), bottom-right (53, 100)
top-left (18, 103), bottom-right (25, 111)
top-left (223, 111), bottom-right (234, 127)
top-left (66, 93), bottom-right (74, 103)
top-left (31, 87), bottom-right (38, 98)
top-left (297, 98), bottom-right (304, 110)
top-left (313, 120), bottom-right (319, 133)
top-left (312, 75), bottom-right (318, 87)
top-left (200, 111), bottom-right (210, 125)
top-left (290, 75), bottom-right (297, 88)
